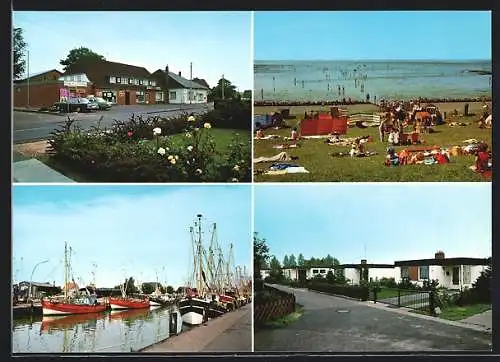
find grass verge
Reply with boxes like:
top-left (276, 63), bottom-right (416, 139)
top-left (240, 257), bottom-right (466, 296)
top-left (410, 303), bottom-right (491, 321)
top-left (263, 303), bottom-right (304, 329)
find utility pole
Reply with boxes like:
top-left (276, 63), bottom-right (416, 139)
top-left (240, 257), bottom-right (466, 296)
top-left (27, 49), bottom-right (30, 109)
top-left (221, 74), bottom-right (225, 100)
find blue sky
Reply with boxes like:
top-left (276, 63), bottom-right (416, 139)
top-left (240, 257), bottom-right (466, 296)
top-left (254, 11), bottom-right (492, 60)
top-left (254, 183), bottom-right (491, 265)
top-left (12, 11), bottom-right (252, 90)
top-left (12, 185), bottom-right (252, 289)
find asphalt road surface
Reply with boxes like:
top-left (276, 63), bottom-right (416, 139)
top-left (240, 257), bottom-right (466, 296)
top-left (13, 103), bottom-right (212, 143)
top-left (254, 284), bottom-right (491, 352)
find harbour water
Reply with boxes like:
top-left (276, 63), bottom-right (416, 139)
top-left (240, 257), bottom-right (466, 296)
top-left (254, 60), bottom-right (492, 102)
top-left (12, 306), bottom-right (187, 353)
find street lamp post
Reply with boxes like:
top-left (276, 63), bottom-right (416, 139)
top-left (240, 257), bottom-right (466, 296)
top-left (27, 49), bottom-right (30, 109)
top-left (29, 260), bottom-right (49, 301)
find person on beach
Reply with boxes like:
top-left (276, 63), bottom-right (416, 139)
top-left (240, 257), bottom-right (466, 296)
top-left (342, 86), bottom-right (345, 96)
top-left (291, 127), bottom-right (299, 142)
top-left (255, 128), bottom-right (265, 139)
top-left (470, 143), bottom-right (491, 173)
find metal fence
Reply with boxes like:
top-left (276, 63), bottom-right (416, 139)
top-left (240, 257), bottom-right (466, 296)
top-left (372, 288), bottom-right (435, 313)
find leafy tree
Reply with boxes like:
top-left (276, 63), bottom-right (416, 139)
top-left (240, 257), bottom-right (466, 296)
top-left (166, 285), bottom-right (174, 294)
top-left (325, 254), bottom-right (334, 266)
top-left (283, 255), bottom-right (289, 268)
top-left (289, 254), bottom-right (297, 267)
top-left (60, 47), bottom-right (105, 71)
top-left (242, 90), bottom-right (252, 100)
top-left (254, 232), bottom-right (270, 276)
top-left (297, 253), bottom-right (305, 266)
top-left (326, 270), bottom-right (335, 284)
top-left (208, 77), bottom-right (238, 101)
top-left (472, 265), bottom-right (491, 302)
top-left (117, 277), bottom-right (139, 295)
top-left (141, 283), bottom-right (155, 295)
top-left (269, 256), bottom-right (283, 281)
top-left (13, 28), bottom-right (27, 79)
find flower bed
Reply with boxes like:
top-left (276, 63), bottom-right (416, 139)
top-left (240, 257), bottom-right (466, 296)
top-left (47, 109), bottom-right (251, 182)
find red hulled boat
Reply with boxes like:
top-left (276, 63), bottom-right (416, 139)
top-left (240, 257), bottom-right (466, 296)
top-left (108, 296), bottom-right (150, 310)
top-left (42, 298), bottom-right (106, 315)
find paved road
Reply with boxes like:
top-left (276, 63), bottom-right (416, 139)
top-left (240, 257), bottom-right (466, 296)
top-left (254, 285), bottom-right (491, 352)
top-left (13, 103), bottom-right (212, 143)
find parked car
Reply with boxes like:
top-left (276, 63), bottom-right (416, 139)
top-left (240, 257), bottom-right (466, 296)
top-left (87, 96), bottom-right (112, 110)
top-left (55, 97), bottom-right (98, 113)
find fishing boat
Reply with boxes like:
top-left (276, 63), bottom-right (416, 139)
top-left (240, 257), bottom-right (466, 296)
top-left (179, 214), bottom-right (211, 325)
top-left (42, 242), bottom-right (107, 316)
top-left (108, 296), bottom-right (150, 310)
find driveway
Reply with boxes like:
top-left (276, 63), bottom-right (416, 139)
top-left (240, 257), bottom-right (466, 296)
top-left (13, 103), bottom-right (213, 143)
top-left (254, 284), bottom-right (491, 352)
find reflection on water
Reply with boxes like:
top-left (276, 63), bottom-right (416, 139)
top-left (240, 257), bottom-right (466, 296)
top-left (12, 306), bottom-right (187, 353)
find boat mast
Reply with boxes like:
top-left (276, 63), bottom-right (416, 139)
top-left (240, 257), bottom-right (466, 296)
top-left (196, 214), bottom-right (203, 295)
top-left (64, 242), bottom-right (68, 299)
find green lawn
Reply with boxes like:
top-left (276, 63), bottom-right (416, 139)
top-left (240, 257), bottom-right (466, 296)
top-left (263, 303), bottom-right (304, 329)
top-left (38, 129), bottom-right (250, 182)
top-left (411, 303), bottom-right (491, 321)
top-left (254, 102), bottom-right (491, 182)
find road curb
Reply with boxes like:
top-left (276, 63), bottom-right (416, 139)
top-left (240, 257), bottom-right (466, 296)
top-left (14, 109), bottom-right (65, 116)
top-left (364, 301), bottom-right (492, 334)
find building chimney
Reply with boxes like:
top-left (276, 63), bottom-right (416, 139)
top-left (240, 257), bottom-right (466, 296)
top-left (164, 66), bottom-right (170, 104)
top-left (165, 65), bottom-right (169, 74)
top-left (360, 259), bottom-right (367, 265)
top-left (178, 71), bottom-right (182, 77)
top-left (435, 251), bottom-right (445, 260)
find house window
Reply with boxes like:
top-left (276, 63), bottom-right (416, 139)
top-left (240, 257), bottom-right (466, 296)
top-left (463, 265), bottom-right (471, 284)
top-left (136, 91), bottom-right (145, 103)
top-left (401, 267), bottom-right (409, 280)
top-left (312, 269), bottom-right (318, 274)
top-left (128, 78), bottom-right (133, 84)
top-left (139, 79), bottom-right (144, 85)
top-left (419, 266), bottom-right (429, 280)
top-left (170, 91), bottom-right (176, 100)
top-left (75, 74), bottom-right (82, 82)
top-left (116, 77), bottom-right (121, 83)
top-left (320, 269), bottom-right (326, 274)
top-left (135, 79), bottom-right (139, 85)
top-left (150, 80), bottom-right (156, 87)
top-left (109, 76), bottom-right (116, 84)
top-left (155, 92), bottom-right (164, 102)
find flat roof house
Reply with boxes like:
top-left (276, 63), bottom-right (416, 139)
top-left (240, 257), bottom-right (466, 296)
top-left (339, 260), bottom-right (395, 285)
top-left (152, 66), bottom-right (210, 105)
top-left (394, 251), bottom-right (490, 290)
top-left (61, 59), bottom-right (160, 105)
top-left (13, 69), bottom-right (63, 109)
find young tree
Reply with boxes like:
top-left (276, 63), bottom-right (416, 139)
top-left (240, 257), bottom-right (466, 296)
top-left (289, 254), bottom-right (297, 267)
top-left (283, 255), bottom-right (289, 268)
top-left (297, 253), bottom-right (305, 266)
top-left (60, 47), bottom-right (106, 70)
top-left (326, 270), bottom-right (335, 284)
top-left (269, 256), bottom-right (283, 281)
top-left (208, 77), bottom-right (238, 101)
top-left (13, 28), bottom-right (27, 79)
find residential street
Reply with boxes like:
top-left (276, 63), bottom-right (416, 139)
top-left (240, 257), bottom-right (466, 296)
top-left (254, 284), bottom-right (491, 352)
top-left (13, 103), bottom-right (213, 143)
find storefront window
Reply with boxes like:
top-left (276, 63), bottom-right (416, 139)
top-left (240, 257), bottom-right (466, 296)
top-left (102, 91), bottom-right (116, 104)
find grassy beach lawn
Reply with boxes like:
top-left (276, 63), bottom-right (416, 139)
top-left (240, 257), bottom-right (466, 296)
top-left (253, 102), bottom-right (491, 182)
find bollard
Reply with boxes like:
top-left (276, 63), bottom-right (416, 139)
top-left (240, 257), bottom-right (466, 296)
top-left (397, 290), bottom-right (401, 307)
top-left (464, 103), bottom-right (469, 117)
top-left (169, 311), bottom-right (179, 335)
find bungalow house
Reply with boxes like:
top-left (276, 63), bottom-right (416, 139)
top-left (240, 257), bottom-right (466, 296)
top-left (394, 251), bottom-right (490, 290)
top-left (60, 59), bottom-right (160, 105)
top-left (13, 69), bottom-right (63, 108)
top-left (339, 260), bottom-right (395, 285)
top-left (152, 66), bottom-right (209, 104)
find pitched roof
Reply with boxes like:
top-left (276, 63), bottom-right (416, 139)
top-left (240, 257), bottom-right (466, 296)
top-left (152, 69), bottom-right (209, 90)
top-left (15, 69), bottom-right (62, 83)
top-left (192, 77), bottom-right (210, 88)
top-left (62, 59), bottom-right (154, 88)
